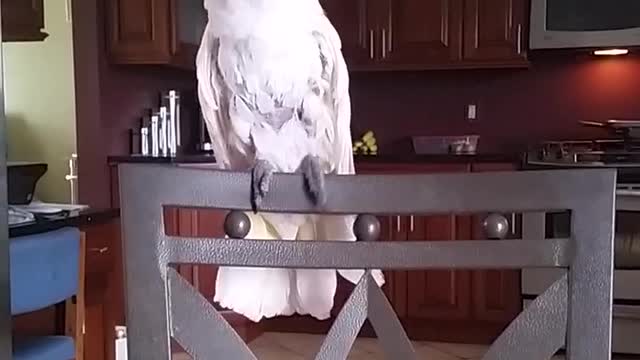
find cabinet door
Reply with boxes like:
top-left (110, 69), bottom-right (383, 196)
top-left (171, 0), bottom-right (208, 67)
top-left (320, 0), bottom-right (378, 69)
top-left (1, 0), bottom-right (47, 42)
top-left (407, 214), bottom-right (473, 321)
top-left (470, 163), bottom-right (521, 324)
top-left (107, 0), bottom-right (173, 63)
top-left (354, 165), bottom-right (409, 318)
top-left (378, 0), bottom-right (463, 68)
top-left (462, 0), bottom-right (527, 63)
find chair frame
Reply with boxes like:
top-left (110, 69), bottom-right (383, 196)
top-left (119, 163), bottom-right (616, 360)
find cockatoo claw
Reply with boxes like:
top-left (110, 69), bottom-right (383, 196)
top-left (252, 160), bottom-right (274, 212)
top-left (300, 155), bottom-right (327, 207)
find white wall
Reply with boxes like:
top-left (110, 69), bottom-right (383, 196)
top-left (3, 0), bottom-right (76, 203)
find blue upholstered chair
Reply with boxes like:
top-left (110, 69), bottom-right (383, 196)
top-left (10, 227), bottom-right (81, 360)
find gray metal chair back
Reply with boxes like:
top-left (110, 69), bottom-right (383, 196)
top-left (118, 164), bottom-right (616, 360)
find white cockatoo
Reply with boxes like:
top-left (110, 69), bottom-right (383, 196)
top-left (196, 0), bottom-right (384, 323)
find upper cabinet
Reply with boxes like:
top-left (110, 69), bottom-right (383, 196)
top-left (321, 0), bottom-right (376, 69)
top-left (462, 0), bottom-right (527, 63)
top-left (322, 0), bottom-right (529, 71)
top-left (106, 0), bottom-right (207, 69)
top-left (2, 0), bottom-right (48, 42)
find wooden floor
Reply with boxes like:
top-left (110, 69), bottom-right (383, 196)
top-left (171, 332), bottom-right (640, 360)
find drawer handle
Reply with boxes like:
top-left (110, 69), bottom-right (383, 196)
top-left (517, 24), bottom-right (522, 54)
top-left (381, 28), bottom-right (387, 59)
top-left (369, 29), bottom-right (375, 59)
top-left (90, 247), bottom-right (109, 254)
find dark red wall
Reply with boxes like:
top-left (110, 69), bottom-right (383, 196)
top-left (350, 56), bottom-right (640, 153)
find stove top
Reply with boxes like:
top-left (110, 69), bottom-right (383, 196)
top-left (527, 139), bottom-right (640, 168)
top-left (525, 138), bottom-right (640, 183)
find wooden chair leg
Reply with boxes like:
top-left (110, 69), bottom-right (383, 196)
top-left (66, 232), bottom-right (86, 360)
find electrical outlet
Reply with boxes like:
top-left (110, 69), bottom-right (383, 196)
top-left (467, 104), bottom-right (477, 121)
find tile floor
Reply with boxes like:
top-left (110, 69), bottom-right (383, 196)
top-left (172, 332), bottom-right (640, 359)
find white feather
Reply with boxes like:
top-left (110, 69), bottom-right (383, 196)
top-left (197, 0), bottom-right (384, 323)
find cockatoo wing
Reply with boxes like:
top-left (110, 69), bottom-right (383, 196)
top-left (312, 14), bottom-right (385, 287)
top-left (313, 14), bottom-right (354, 176)
top-left (195, 22), bottom-right (253, 171)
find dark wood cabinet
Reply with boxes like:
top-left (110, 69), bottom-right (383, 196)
top-left (406, 215), bottom-right (473, 322)
top-left (320, 0), bottom-right (376, 69)
top-left (107, 160), bottom-right (521, 346)
top-left (163, 207), bottom-right (264, 346)
top-left (106, 0), bottom-right (207, 68)
top-left (82, 219), bottom-right (124, 360)
top-left (463, 0), bottom-right (528, 65)
top-left (322, 0), bottom-right (528, 70)
top-left (354, 161), bottom-right (522, 344)
top-left (1, 0), bottom-right (48, 42)
top-left (379, 0), bottom-right (464, 68)
top-left (106, 0), bottom-right (528, 70)
top-left (469, 163), bottom-right (522, 325)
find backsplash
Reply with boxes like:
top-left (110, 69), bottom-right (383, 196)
top-left (349, 56), bottom-right (640, 154)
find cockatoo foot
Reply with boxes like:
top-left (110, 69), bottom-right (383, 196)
top-left (300, 155), bottom-right (326, 207)
top-left (252, 160), bottom-right (275, 212)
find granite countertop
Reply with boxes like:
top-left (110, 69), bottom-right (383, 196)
top-left (108, 154), bottom-right (217, 164)
top-left (109, 152), bottom-right (524, 166)
top-left (354, 152), bottom-right (524, 165)
top-left (9, 208), bottom-right (120, 238)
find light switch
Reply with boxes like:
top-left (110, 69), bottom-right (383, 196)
top-left (467, 104), bottom-right (477, 121)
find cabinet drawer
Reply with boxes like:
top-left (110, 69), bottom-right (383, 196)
top-left (82, 221), bottom-right (119, 274)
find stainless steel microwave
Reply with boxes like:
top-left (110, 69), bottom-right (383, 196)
top-left (530, 0), bottom-right (640, 50)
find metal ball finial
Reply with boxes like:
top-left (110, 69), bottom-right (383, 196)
top-left (482, 213), bottom-right (509, 240)
top-left (353, 214), bottom-right (381, 242)
top-left (224, 211), bottom-right (251, 239)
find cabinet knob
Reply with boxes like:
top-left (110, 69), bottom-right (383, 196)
top-left (89, 247), bottom-right (109, 254)
top-left (482, 213), bottom-right (509, 240)
top-left (115, 326), bottom-right (127, 339)
top-left (353, 214), bottom-right (380, 242)
top-left (224, 211), bottom-right (251, 239)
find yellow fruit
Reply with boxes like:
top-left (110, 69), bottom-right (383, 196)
top-left (362, 131), bottom-right (374, 141)
top-left (369, 145), bottom-right (378, 152)
top-left (354, 141), bottom-right (364, 148)
top-left (365, 138), bottom-right (376, 147)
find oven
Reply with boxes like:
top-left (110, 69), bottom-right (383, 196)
top-left (521, 184), bottom-right (640, 355)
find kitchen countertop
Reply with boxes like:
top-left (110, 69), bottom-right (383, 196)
top-left (109, 152), bottom-right (524, 166)
top-left (354, 153), bottom-right (524, 165)
top-left (9, 208), bottom-right (120, 238)
top-left (108, 154), bottom-right (217, 164)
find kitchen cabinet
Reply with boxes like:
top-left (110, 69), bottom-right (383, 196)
top-left (106, 0), bottom-right (207, 69)
top-left (349, 161), bottom-right (522, 344)
top-left (320, 0), bottom-right (377, 69)
top-left (107, 160), bottom-right (521, 345)
top-left (262, 162), bottom-right (507, 341)
top-left (462, 0), bottom-right (528, 64)
top-left (378, 0), bottom-right (464, 67)
top-left (321, 0), bottom-right (528, 70)
top-left (1, 0), bottom-right (48, 42)
top-left (82, 219), bottom-right (123, 360)
top-left (469, 163), bottom-right (521, 324)
top-left (163, 207), bottom-right (264, 344)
